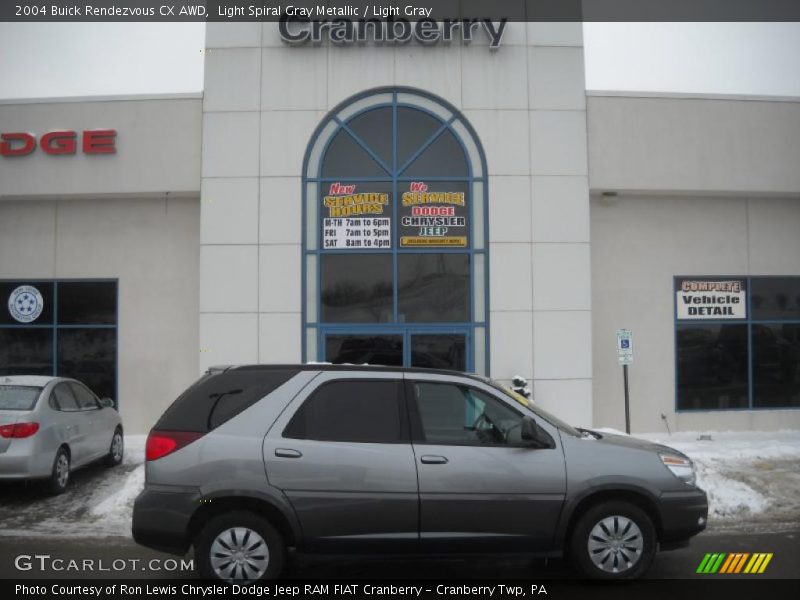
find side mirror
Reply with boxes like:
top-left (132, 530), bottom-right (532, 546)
top-left (521, 416), bottom-right (550, 448)
top-left (99, 397), bottom-right (115, 409)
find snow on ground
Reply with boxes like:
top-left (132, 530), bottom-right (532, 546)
top-left (0, 435), bottom-right (146, 539)
top-left (595, 428), bottom-right (800, 524)
top-left (0, 431), bottom-right (798, 539)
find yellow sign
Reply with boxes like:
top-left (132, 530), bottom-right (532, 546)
top-left (400, 236), bottom-right (467, 247)
top-left (323, 192), bottom-right (389, 217)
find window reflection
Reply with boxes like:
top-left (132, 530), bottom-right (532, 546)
top-left (676, 324), bottom-right (748, 410)
top-left (321, 255), bottom-right (393, 323)
top-left (398, 254), bottom-right (470, 322)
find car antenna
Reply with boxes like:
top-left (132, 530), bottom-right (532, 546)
top-left (660, 413), bottom-right (671, 436)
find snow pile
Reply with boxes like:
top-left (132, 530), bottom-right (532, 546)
top-left (84, 435), bottom-right (147, 534)
top-left (596, 429), bottom-right (800, 523)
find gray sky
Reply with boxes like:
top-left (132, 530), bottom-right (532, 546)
top-left (0, 23), bottom-right (798, 99)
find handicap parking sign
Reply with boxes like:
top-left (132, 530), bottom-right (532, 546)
top-left (617, 329), bottom-right (633, 365)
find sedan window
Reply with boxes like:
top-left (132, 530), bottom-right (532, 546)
top-left (0, 385), bottom-right (41, 411)
top-left (52, 384), bottom-right (80, 412)
top-left (70, 383), bottom-right (100, 410)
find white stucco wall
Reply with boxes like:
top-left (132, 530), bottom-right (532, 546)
top-left (587, 93), bottom-right (800, 195)
top-left (0, 95), bottom-right (202, 198)
top-left (0, 96), bottom-right (202, 433)
top-left (199, 22), bottom-right (594, 426)
top-left (591, 194), bottom-right (800, 433)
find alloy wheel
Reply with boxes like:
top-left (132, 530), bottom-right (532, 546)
top-left (209, 526), bottom-right (270, 581)
top-left (587, 515), bottom-right (644, 573)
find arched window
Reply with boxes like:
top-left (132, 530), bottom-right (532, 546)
top-left (302, 88), bottom-right (489, 374)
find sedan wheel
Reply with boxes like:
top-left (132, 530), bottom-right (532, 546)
top-left (106, 430), bottom-right (124, 466)
top-left (48, 448), bottom-right (70, 495)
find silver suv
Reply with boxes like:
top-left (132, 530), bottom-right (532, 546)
top-left (132, 365), bottom-right (707, 581)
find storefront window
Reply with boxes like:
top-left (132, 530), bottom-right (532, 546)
top-left (675, 276), bottom-right (800, 410)
top-left (303, 89), bottom-right (488, 374)
top-left (0, 280), bottom-right (118, 404)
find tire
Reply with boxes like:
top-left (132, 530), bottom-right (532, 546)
top-left (569, 501), bottom-right (656, 580)
top-left (195, 511), bottom-right (285, 581)
top-left (105, 428), bottom-right (124, 467)
top-left (47, 447), bottom-right (70, 495)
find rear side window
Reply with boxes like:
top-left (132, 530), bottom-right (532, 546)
top-left (155, 369), bottom-right (299, 433)
top-left (0, 386), bottom-right (41, 411)
top-left (51, 383), bottom-right (80, 412)
top-left (283, 380), bottom-right (404, 443)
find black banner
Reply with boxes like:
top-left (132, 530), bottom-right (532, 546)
top-left (2, 0), bottom-right (800, 22)
top-left (3, 579), bottom-right (800, 600)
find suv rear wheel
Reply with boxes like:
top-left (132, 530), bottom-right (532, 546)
top-left (195, 511), bottom-right (285, 581)
top-left (569, 501), bottom-right (656, 580)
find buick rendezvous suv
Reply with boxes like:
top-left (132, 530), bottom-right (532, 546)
top-left (132, 365), bottom-right (707, 581)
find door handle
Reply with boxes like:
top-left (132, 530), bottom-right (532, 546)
top-left (274, 448), bottom-right (303, 459)
top-left (420, 455), bottom-right (448, 465)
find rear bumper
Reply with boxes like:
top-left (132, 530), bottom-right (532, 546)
top-left (0, 443), bottom-right (53, 479)
top-left (659, 487), bottom-right (708, 544)
top-left (132, 487), bottom-right (201, 556)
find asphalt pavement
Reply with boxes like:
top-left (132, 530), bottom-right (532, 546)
top-left (0, 528), bottom-right (797, 579)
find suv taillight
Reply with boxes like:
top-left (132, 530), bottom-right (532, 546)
top-left (0, 422), bottom-right (40, 438)
top-left (145, 430), bottom-right (204, 461)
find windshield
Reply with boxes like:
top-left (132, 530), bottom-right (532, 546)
top-left (487, 379), bottom-right (583, 438)
top-left (0, 386), bottom-right (42, 411)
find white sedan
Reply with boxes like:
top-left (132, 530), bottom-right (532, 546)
top-left (0, 375), bottom-right (123, 493)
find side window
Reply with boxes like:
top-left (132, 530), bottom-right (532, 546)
top-left (284, 379), bottom-right (403, 443)
top-left (52, 383), bottom-right (80, 412)
top-left (414, 382), bottom-right (527, 446)
top-left (70, 383), bottom-right (99, 410)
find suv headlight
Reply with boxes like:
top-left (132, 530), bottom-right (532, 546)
top-left (660, 453), bottom-right (696, 486)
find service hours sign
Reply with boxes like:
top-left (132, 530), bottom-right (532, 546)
top-left (322, 182), bottom-right (392, 249)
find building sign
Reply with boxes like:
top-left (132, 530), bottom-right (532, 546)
top-left (322, 182), bottom-right (391, 249)
top-left (279, 15), bottom-right (507, 49)
top-left (399, 181), bottom-right (468, 247)
top-left (0, 130), bottom-right (117, 157)
top-left (7, 285), bottom-right (44, 323)
top-left (676, 278), bottom-right (747, 320)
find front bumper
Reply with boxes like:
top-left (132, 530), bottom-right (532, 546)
top-left (659, 487), bottom-right (708, 544)
top-left (132, 487), bottom-right (201, 556)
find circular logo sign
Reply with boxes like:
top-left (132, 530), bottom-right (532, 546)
top-left (8, 285), bottom-right (44, 323)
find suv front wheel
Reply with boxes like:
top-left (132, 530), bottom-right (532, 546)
top-left (569, 501), bottom-right (656, 580)
top-left (195, 511), bottom-right (285, 581)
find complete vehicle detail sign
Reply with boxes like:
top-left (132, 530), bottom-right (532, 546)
top-left (675, 278), bottom-right (747, 320)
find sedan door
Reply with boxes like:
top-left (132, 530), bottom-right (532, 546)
top-left (263, 371), bottom-right (419, 552)
top-left (408, 374), bottom-right (567, 552)
top-left (69, 382), bottom-right (107, 459)
top-left (49, 383), bottom-right (89, 465)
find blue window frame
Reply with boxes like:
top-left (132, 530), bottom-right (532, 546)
top-left (674, 275), bottom-right (800, 411)
top-left (302, 88), bottom-right (490, 374)
top-left (0, 279), bottom-right (118, 405)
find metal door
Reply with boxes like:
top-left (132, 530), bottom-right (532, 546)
top-left (263, 370), bottom-right (419, 552)
top-left (407, 372), bottom-right (567, 552)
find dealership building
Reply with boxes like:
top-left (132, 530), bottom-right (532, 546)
top-left (1, 21), bottom-right (799, 434)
